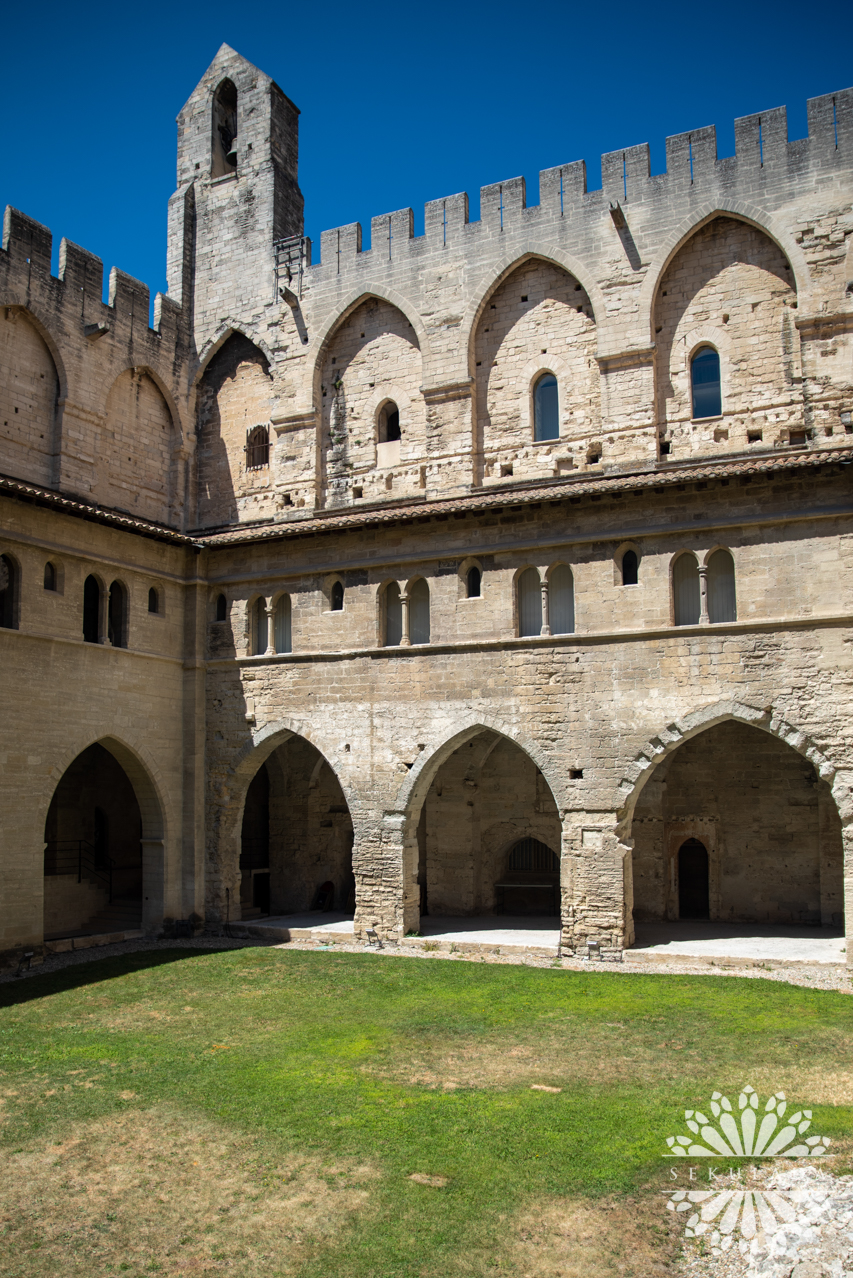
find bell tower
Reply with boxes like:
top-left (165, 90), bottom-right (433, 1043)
top-left (166, 44), bottom-right (304, 352)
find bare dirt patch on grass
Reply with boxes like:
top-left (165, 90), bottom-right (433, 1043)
top-left (0, 1105), bottom-right (378, 1277)
top-left (510, 1192), bottom-right (681, 1278)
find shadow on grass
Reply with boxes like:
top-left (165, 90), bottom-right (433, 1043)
top-left (0, 946), bottom-right (248, 1009)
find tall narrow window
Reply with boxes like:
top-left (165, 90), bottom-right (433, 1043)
top-left (215, 593), bottom-right (227, 623)
top-left (409, 579), bottom-right (430, 645)
top-left (44, 562), bottom-right (57, 591)
top-left (621, 550), bottom-right (638, 586)
top-left (466, 566), bottom-right (481, 598)
top-left (533, 373), bottom-right (559, 442)
top-left (274, 595), bottom-right (292, 653)
top-left (549, 564), bottom-right (575, 635)
top-left (707, 549), bottom-right (737, 623)
top-left (384, 583), bottom-right (403, 646)
top-left (673, 554), bottom-right (700, 626)
top-left (330, 580), bottom-right (344, 611)
top-left (108, 581), bottom-right (127, 648)
top-left (246, 426), bottom-right (270, 470)
top-left (518, 567), bottom-right (542, 637)
top-left (378, 402), bottom-right (401, 443)
top-left (253, 598), bottom-right (268, 655)
top-left (212, 78), bottom-right (238, 177)
top-left (148, 587), bottom-right (159, 614)
top-left (0, 555), bottom-right (18, 630)
top-left (691, 346), bottom-right (721, 419)
top-left (83, 575), bottom-right (100, 643)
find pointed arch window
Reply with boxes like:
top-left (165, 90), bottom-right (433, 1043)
top-left (533, 373), bottom-right (559, 442)
top-left (707, 549), bottom-right (736, 623)
top-left (148, 586), bottom-right (160, 614)
top-left (44, 562), bottom-right (57, 592)
top-left (518, 567), bottom-right (542, 637)
top-left (549, 564), bottom-right (575, 635)
top-left (274, 595), bottom-right (292, 653)
top-left (0, 554), bottom-right (19, 630)
top-left (212, 78), bottom-right (238, 177)
top-left (331, 580), bottom-right (344, 611)
top-left (466, 566), bottom-right (481, 598)
top-left (378, 402), bottom-right (401, 443)
top-left (691, 346), bottom-right (721, 419)
top-left (409, 579), bottom-right (430, 645)
top-left (673, 554), bottom-right (700, 626)
top-left (384, 582), bottom-right (403, 646)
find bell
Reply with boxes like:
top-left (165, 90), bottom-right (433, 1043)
top-left (226, 136), bottom-right (238, 166)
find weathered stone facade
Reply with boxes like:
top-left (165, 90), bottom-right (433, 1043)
top-left (1, 44), bottom-right (852, 965)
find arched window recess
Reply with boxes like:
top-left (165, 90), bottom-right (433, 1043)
top-left (108, 580), bottom-right (128, 649)
top-left (330, 580), bottom-right (344, 612)
top-left (691, 346), bottom-right (722, 420)
top-left (274, 594), bottom-right (292, 653)
top-left (0, 554), bottom-right (20, 630)
top-left (466, 566), bottom-right (481, 599)
top-left (533, 373), bottom-right (559, 443)
top-left (212, 78), bottom-right (238, 177)
top-left (377, 401), bottom-right (401, 468)
top-left (621, 549), bottom-right (639, 586)
top-left (214, 593), bottom-right (227, 623)
top-left (246, 425), bottom-right (270, 470)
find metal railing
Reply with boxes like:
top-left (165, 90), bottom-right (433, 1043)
top-left (44, 840), bottom-right (114, 902)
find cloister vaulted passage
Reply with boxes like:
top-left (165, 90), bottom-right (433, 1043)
top-left (43, 743), bottom-right (148, 940)
top-left (238, 736), bottom-right (354, 921)
top-left (630, 720), bottom-right (845, 927)
top-left (413, 729), bottom-right (561, 921)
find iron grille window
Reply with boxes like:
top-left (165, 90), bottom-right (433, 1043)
top-left (246, 425), bottom-right (270, 470)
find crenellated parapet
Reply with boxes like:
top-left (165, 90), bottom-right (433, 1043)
top-left (0, 206), bottom-right (194, 526)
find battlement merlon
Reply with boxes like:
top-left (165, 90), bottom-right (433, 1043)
top-left (1, 206), bottom-right (185, 345)
top-left (307, 87), bottom-right (853, 272)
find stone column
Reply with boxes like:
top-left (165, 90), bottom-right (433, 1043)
top-left (698, 564), bottom-right (710, 625)
top-left (352, 813), bottom-right (410, 942)
top-left (559, 811), bottom-right (631, 959)
top-left (399, 591), bottom-right (411, 646)
top-left (264, 601), bottom-right (275, 656)
top-left (98, 584), bottom-right (110, 644)
top-left (540, 579), bottom-right (551, 636)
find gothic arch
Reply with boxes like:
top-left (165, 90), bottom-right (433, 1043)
top-left (463, 247), bottom-right (605, 375)
top-left (193, 321), bottom-right (276, 389)
top-left (639, 204), bottom-right (813, 341)
top-left (0, 298), bottom-right (69, 400)
top-left (102, 363), bottom-right (183, 441)
top-left (613, 699), bottom-right (848, 839)
top-left (308, 285), bottom-right (430, 406)
top-left (41, 733), bottom-right (168, 844)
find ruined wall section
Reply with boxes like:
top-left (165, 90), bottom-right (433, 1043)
top-left (0, 207), bottom-right (192, 526)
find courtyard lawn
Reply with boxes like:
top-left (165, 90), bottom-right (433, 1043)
top-left (0, 948), bottom-right (851, 1278)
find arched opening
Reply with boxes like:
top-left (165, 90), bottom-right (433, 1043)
top-left (83, 575), bottom-right (101, 644)
top-left (43, 743), bottom-right (145, 939)
top-left (533, 373), bottom-right (559, 442)
top-left (148, 586), bottom-right (159, 614)
top-left (518, 567), bottom-right (542, 637)
top-left (673, 554), bottom-right (700, 626)
top-left (44, 562), bottom-right (57, 592)
top-left (630, 720), bottom-right (844, 934)
top-left (253, 597), bottom-right (269, 655)
top-left (378, 400), bottom-right (401, 443)
top-left (237, 737), bottom-right (355, 922)
top-left (548, 564), bottom-right (574, 635)
top-left (108, 580), bottom-right (127, 648)
top-left (413, 729), bottom-right (561, 925)
top-left (466, 566), bottom-right (481, 599)
top-left (100, 369), bottom-right (175, 523)
top-left (330, 580), bottom-right (344, 611)
top-left (212, 78), bottom-right (238, 177)
top-left (621, 549), bottom-right (639, 586)
top-left (384, 582), bottom-right (403, 646)
top-left (0, 307), bottom-right (60, 488)
top-left (274, 595), bottom-right (292, 653)
top-left (409, 579), bottom-right (430, 645)
top-left (215, 593), bottom-right (227, 622)
top-left (0, 553), bottom-right (19, 629)
top-left (707, 549), bottom-right (736, 623)
top-left (678, 839), bottom-right (710, 919)
top-left (691, 346), bottom-right (721, 419)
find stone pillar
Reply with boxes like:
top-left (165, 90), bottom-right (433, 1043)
top-left (843, 822), bottom-right (853, 970)
top-left (141, 839), bottom-right (165, 933)
top-left (540, 579), bottom-right (551, 636)
top-left (559, 811), bottom-right (631, 959)
top-left (98, 585), bottom-right (110, 645)
top-left (264, 601), bottom-right (275, 656)
top-left (698, 564), bottom-right (710, 625)
top-left (352, 813), bottom-right (410, 942)
top-left (399, 592), bottom-right (411, 646)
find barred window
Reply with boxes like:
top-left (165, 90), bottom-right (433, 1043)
top-left (246, 425), bottom-right (270, 470)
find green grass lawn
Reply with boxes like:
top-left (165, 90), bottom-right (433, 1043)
top-left (0, 947), bottom-right (851, 1278)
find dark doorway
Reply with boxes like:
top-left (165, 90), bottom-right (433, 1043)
top-left (240, 763), bottom-right (270, 918)
top-left (678, 839), bottom-right (710, 919)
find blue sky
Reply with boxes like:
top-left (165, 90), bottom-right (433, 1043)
top-left (3, 0), bottom-right (851, 303)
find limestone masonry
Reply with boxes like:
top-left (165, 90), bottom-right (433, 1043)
top-left (2, 44), bottom-right (852, 964)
